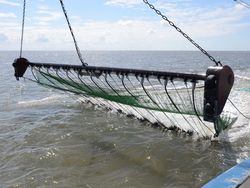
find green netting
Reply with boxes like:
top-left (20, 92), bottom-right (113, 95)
top-left (27, 66), bottom-right (237, 138)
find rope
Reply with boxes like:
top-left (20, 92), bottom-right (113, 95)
top-left (20, 0), bottom-right (26, 58)
top-left (228, 98), bottom-right (250, 120)
top-left (59, 0), bottom-right (87, 66)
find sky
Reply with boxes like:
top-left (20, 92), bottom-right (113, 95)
top-left (0, 0), bottom-right (250, 51)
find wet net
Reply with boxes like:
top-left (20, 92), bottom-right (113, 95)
top-left (16, 61), bottom-right (236, 138)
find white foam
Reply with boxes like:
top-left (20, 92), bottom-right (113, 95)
top-left (219, 116), bottom-right (250, 142)
top-left (18, 94), bottom-right (64, 107)
top-left (217, 86), bottom-right (250, 142)
top-left (235, 75), bottom-right (250, 81)
top-left (77, 96), bottom-right (216, 138)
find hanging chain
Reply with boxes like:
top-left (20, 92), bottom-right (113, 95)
top-left (59, 0), bottom-right (87, 66)
top-left (234, 0), bottom-right (250, 8)
top-left (142, 0), bottom-right (222, 66)
top-left (20, 0), bottom-right (26, 58)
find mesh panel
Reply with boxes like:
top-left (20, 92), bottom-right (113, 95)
top-left (28, 66), bottom-right (237, 138)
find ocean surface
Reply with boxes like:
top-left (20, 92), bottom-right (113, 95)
top-left (0, 51), bottom-right (250, 188)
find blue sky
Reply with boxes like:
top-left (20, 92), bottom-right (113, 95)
top-left (0, 0), bottom-right (250, 50)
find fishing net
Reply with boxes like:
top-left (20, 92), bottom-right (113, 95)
top-left (13, 0), bottom-right (239, 139)
top-left (18, 62), bottom-right (236, 138)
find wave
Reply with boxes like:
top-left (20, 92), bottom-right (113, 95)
top-left (18, 95), bottom-right (64, 107)
top-left (235, 75), bottom-right (250, 81)
top-left (219, 117), bottom-right (250, 143)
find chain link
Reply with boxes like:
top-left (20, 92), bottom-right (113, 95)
top-left (143, 0), bottom-right (222, 66)
top-left (59, 0), bottom-right (87, 66)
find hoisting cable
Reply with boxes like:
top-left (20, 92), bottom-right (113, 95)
top-left (143, 0), bottom-right (250, 124)
top-left (234, 0), bottom-right (250, 8)
top-left (142, 0), bottom-right (222, 66)
top-left (59, 0), bottom-right (87, 66)
top-left (19, 0), bottom-right (26, 58)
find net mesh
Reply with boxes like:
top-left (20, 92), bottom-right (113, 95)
top-left (28, 65), bottom-right (237, 138)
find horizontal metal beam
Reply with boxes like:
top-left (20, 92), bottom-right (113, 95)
top-left (29, 62), bottom-right (207, 81)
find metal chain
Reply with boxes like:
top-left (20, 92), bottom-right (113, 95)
top-left (20, 0), bottom-right (26, 58)
top-left (59, 0), bottom-right (87, 66)
top-left (234, 0), bottom-right (250, 8)
top-left (142, 0), bottom-right (222, 66)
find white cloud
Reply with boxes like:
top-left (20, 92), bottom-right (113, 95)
top-left (37, 5), bottom-right (51, 11)
top-left (0, 1), bottom-right (249, 50)
top-left (1, 15), bottom-right (249, 51)
top-left (104, 0), bottom-right (192, 8)
top-left (0, 0), bottom-right (20, 6)
top-left (33, 10), bottom-right (63, 25)
top-left (143, 2), bottom-right (250, 38)
top-left (105, 0), bottom-right (141, 7)
top-left (0, 33), bottom-right (8, 42)
top-left (0, 12), bottom-right (16, 18)
top-left (36, 35), bottom-right (49, 43)
top-left (0, 21), bottom-right (18, 27)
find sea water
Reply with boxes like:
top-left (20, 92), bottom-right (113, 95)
top-left (0, 51), bottom-right (250, 187)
